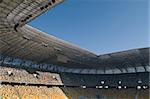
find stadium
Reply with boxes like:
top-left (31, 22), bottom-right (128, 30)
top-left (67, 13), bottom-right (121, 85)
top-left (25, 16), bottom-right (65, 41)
top-left (0, 0), bottom-right (149, 99)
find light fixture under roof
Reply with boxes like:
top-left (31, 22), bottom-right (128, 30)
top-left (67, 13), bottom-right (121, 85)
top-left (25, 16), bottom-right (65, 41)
top-left (118, 81), bottom-right (122, 84)
top-left (96, 86), bottom-right (103, 89)
top-left (143, 86), bottom-right (148, 89)
top-left (137, 86), bottom-right (141, 89)
top-left (81, 85), bottom-right (86, 89)
top-left (124, 86), bottom-right (127, 89)
top-left (101, 81), bottom-right (105, 84)
top-left (137, 80), bottom-right (142, 84)
top-left (104, 86), bottom-right (109, 89)
top-left (118, 86), bottom-right (122, 89)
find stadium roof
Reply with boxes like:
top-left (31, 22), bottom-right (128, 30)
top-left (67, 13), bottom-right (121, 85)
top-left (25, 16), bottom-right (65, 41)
top-left (0, 0), bottom-right (149, 74)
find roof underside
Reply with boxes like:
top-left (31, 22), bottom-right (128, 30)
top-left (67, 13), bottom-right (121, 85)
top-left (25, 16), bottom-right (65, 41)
top-left (0, 0), bottom-right (149, 74)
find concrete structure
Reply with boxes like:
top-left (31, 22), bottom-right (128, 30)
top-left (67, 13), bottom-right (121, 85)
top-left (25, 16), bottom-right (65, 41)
top-left (0, 0), bottom-right (149, 99)
top-left (0, 0), bottom-right (149, 74)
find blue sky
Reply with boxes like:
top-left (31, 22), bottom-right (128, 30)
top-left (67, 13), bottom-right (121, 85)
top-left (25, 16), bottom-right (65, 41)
top-left (29, 0), bottom-right (149, 55)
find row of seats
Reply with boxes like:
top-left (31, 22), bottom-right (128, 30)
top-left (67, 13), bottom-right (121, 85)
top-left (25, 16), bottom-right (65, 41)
top-left (60, 72), bottom-right (149, 87)
top-left (62, 87), bottom-right (149, 99)
top-left (0, 66), bottom-right (62, 85)
top-left (0, 85), bottom-right (68, 99)
top-left (0, 85), bottom-right (149, 99)
top-left (0, 66), bottom-right (149, 88)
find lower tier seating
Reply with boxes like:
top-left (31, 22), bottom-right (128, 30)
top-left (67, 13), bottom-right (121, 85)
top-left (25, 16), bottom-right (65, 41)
top-left (0, 85), bottom-right (149, 99)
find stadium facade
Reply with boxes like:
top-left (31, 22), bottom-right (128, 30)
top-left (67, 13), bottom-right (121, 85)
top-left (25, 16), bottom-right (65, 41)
top-left (0, 0), bottom-right (149, 99)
